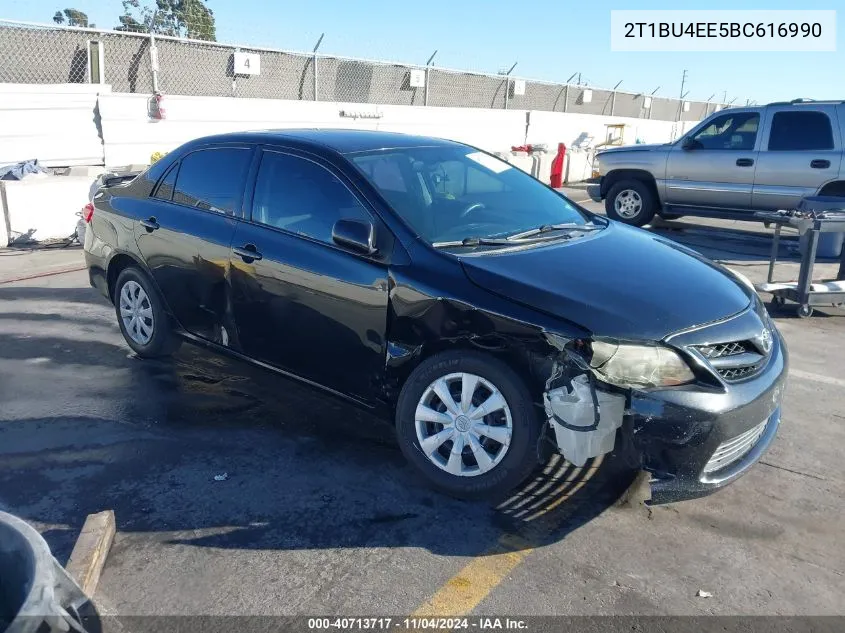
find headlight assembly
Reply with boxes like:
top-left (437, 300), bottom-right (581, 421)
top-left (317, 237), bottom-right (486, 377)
top-left (589, 340), bottom-right (695, 389)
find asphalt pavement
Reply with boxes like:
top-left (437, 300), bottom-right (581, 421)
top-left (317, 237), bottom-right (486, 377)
top-left (0, 205), bottom-right (843, 618)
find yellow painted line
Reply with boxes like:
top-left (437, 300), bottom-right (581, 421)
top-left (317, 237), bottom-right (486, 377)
top-left (411, 455), bottom-right (606, 617)
top-left (411, 534), bottom-right (535, 617)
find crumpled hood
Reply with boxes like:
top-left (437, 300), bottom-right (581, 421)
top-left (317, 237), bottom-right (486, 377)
top-left (459, 223), bottom-right (751, 341)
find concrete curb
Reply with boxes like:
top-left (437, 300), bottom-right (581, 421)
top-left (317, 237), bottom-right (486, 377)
top-left (0, 263), bottom-right (87, 285)
top-left (66, 510), bottom-right (116, 597)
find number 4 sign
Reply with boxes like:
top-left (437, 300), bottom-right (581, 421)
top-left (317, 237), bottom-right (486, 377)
top-left (233, 51), bottom-right (261, 76)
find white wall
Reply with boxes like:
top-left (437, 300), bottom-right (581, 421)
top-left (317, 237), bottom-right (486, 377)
top-left (1, 85), bottom-right (701, 174)
top-left (98, 94), bottom-right (531, 167)
top-left (1, 175), bottom-right (99, 243)
top-left (0, 84), bottom-right (107, 167)
top-left (98, 93), bottom-right (700, 176)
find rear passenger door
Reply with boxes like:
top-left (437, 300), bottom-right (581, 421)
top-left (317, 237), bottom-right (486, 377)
top-left (228, 149), bottom-right (391, 401)
top-left (752, 107), bottom-right (843, 210)
top-left (135, 145), bottom-right (253, 344)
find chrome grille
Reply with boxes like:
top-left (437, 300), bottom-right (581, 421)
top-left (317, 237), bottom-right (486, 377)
top-left (703, 419), bottom-right (768, 474)
top-left (692, 338), bottom-right (767, 383)
top-left (696, 341), bottom-right (752, 359)
top-left (717, 365), bottom-right (761, 381)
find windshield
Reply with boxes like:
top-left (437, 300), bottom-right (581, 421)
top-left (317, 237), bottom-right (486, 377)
top-left (350, 146), bottom-right (590, 245)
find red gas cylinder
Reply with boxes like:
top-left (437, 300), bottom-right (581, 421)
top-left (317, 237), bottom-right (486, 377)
top-left (149, 92), bottom-right (166, 120)
top-left (550, 142), bottom-right (566, 188)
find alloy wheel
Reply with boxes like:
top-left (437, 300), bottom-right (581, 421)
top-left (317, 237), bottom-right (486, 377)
top-left (614, 189), bottom-right (643, 219)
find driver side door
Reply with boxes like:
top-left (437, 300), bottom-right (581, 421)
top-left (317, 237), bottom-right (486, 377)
top-left (227, 149), bottom-right (392, 402)
top-left (665, 111), bottom-right (761, 210)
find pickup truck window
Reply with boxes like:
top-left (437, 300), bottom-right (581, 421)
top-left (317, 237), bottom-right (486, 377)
top-left (688, 112), bottom-right (759, 151)
top-left (768, 111), bottom-right (834, 151)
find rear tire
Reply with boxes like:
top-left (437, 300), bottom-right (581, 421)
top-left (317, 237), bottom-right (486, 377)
top-left (395, 351), bottom-right (540, 500)
top-left (114, 267), bottom-right (181, 358)
top-left (606, 179), bottom-right (657, 227)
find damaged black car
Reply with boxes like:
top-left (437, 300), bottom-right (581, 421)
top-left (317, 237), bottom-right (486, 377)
top-left (84, 130), bottom-right (788, 504)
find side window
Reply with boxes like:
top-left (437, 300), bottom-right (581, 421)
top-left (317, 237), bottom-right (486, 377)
top-left (768, 111), bottom-right (834, 151)
top-left (152, 162), bottom-right (178, 201)
top-left (172, 148), bottom-right (252, 215)
top-left (689, 113), bottom-right (759, 150)
top-left (251, 152), bottom-right (371, 244)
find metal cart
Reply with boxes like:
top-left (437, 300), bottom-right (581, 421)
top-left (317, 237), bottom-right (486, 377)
top-left (755, 207), bottom-right (845, 318)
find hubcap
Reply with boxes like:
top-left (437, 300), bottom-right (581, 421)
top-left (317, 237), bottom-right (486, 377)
top-left (119, 280), bottom-right (154, 345)
top-left (415, 372), bottom-right (513, 477)
top-left (614, 189), bottom-right (643, 219)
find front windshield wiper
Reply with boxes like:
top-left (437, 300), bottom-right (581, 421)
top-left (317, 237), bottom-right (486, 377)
top-left (431, 236), bottom-right (513, 249)
top-left (506, 222), bottom-right (603, 241)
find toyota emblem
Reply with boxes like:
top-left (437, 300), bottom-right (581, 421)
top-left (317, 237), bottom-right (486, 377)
top-left (760, 327), bottom-right (773, 354)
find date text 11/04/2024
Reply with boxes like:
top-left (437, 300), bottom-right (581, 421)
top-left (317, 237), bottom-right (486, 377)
top-left (307, 618), bottom-right (529, 630)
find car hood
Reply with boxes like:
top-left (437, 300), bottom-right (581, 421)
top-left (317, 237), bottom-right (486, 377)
top-left (459, 223), bottom-right (752, 341)
top-left (598, 143), bottom-right (668, 155)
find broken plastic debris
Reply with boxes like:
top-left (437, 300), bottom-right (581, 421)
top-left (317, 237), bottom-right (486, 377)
top-left (544, 374), bottom-right (625, 467)
top-left (696, 590), bottom-right (713, 598)
top-left (213, 473), bottom-right (229, 482)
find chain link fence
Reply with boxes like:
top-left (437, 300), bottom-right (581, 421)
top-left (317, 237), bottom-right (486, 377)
top-left (0, 19), bottom-right (724, 121)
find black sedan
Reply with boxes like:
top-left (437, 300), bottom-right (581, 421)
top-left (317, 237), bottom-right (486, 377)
top-left (83, 130), bottom-right (788, 503)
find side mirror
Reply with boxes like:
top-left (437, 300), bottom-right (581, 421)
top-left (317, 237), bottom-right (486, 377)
top-left (332, 218), bottom-right (377, 255)
top-left (681, 136), bottom-right (696, 150)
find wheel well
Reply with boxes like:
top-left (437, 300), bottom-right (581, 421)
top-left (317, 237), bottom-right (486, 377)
top-left (601, 169), bottom-right (659, 202)
top-left (389, 337), bottom-right (545, 408)
top-left (106, 254), bottom-right (138, 303)
top-left (818, 181), bottom-right (845, 197)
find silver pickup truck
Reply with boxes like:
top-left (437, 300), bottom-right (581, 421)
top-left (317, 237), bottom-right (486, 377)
top-left (595, 100), bottom-right (845, 226)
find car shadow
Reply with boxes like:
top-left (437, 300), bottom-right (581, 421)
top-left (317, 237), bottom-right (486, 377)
top-left (0, 322), bottom-right (637, 563)
top-left (0, 286), bottom-right (108, 306)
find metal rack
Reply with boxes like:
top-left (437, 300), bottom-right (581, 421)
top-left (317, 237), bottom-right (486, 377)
top-left (755, 208), bottom-right (845, 318)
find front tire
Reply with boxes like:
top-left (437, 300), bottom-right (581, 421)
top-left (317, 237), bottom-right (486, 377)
top-left (606, 179), bottom-right (657, 226)
top-left (114, 267), bottom-right (181, 358)
top-left (395, 351), bottom-right (540, 500)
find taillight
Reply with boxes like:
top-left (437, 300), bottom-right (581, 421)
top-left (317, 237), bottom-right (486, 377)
top-left (83, 202), bottom-right (94, 223)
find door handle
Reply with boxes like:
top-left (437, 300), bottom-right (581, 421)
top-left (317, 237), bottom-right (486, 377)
top-left (140, 217), bottom-right (159, 231)
top-left (233, 244), bottom-right (263, 262)
top-left (811, 159), bottom-right (831, 169)
top-left (736, 158), bottom-right (754, 167)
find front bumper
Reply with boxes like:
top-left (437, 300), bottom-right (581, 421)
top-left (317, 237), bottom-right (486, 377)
top-left (627, 327), bottom-right (788, 505)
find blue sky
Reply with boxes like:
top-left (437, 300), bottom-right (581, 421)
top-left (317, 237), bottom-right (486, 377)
top-left (4, 0), bottom-right (841, 103)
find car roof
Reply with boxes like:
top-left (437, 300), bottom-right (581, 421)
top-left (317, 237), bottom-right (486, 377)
top-left (185, 129), bottom-right (466, 155)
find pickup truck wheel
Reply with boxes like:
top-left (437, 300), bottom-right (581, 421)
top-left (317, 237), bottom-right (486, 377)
top-left (395, 351), bottom-right (539, 500)
top-left (606, 180), bottom-right (656, 226)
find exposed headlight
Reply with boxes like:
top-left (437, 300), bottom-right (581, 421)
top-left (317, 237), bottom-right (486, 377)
top-left (590, 341), bottom-right (695, 389)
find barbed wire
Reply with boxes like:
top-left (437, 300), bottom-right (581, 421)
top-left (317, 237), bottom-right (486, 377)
top-left (0, 17), bottom-right (727, 119)
top-left (0, 0), bottom-right (753, 104)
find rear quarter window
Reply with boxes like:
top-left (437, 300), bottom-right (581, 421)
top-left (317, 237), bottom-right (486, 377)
top-left (171, 147), bottom-right (252, 214)
top-left (768, 111), bottom-right (834, 151)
